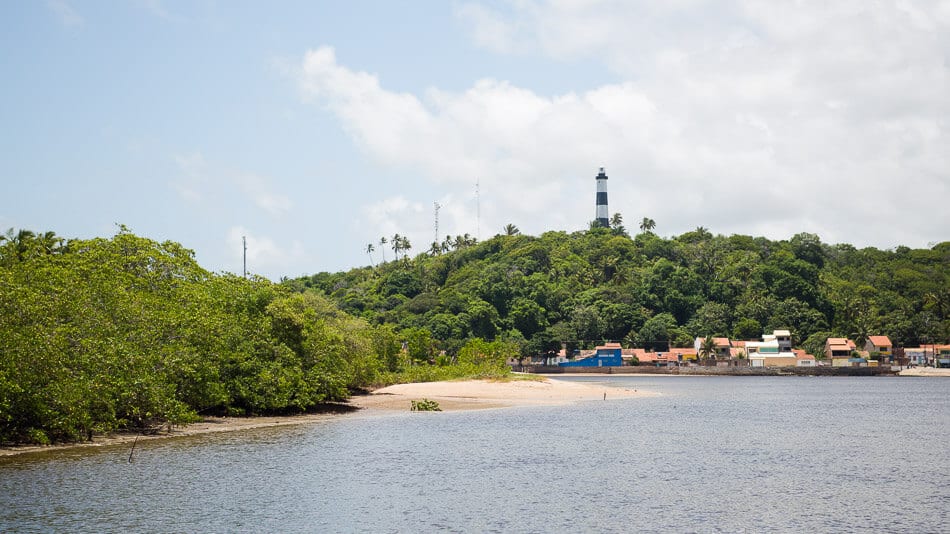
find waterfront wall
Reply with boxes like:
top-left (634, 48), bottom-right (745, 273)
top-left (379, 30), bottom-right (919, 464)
top-left (520, 365), bottom-right (898, 377)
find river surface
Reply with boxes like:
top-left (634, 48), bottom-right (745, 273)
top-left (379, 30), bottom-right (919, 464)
top-left (1, 376), bottom-right (948, 533)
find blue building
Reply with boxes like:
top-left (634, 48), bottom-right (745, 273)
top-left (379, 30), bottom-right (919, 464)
top-left (559, 343), bottom-right (624, 367)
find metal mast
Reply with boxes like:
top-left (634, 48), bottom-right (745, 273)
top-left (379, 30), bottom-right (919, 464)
top-left (434, 201), bottom-right (441, 246)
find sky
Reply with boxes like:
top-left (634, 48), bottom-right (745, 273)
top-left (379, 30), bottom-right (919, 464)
top-left (2, 1), bottom-right (949, 280)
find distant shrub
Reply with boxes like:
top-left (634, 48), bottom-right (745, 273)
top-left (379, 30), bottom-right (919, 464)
top-left (410, 399), bottom-right (441, 412)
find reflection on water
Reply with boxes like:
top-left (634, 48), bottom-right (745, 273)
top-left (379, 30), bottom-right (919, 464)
top-left (2, 377), bottom-right (948, 532)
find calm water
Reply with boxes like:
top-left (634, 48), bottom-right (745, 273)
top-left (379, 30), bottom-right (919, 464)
top-left (1, 376), bottom-right (948, 533)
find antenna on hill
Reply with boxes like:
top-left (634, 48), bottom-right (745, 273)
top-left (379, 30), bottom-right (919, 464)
top-left (434, 201), bottom-right (441, 246)
top-left (242, 235), bottom-right (247, 278)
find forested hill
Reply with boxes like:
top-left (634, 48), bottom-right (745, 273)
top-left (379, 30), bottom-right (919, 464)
top-left (3, 225), bottom-right (947, 445)
top-left (0, 228), bottom-right (407, 444)
top-left (288, 227), bottom-right (950, 358)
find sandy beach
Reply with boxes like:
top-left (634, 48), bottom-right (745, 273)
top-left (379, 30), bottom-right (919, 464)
top-left (898, 367), bottom-right (950, 377)
top-left (350, 376), bottom-right (648, 411)
top-left (1, 377), bottom-right (644, 457)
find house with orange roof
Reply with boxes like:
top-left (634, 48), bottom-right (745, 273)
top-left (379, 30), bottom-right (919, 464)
top-left (622, 348), bottom-right (650, 365)
top-left (661, 347), bottom-right (697, 364)
top-left (825, 337), bottom-right (858, 366)
top-left (693, 336), bottom-right (732, 360)
top-left (793, 349), bottom-right (816, 367)
top-left (864, 336), bottom-right (893, 363)
top-left (825, 337), bottom-right (856, 358)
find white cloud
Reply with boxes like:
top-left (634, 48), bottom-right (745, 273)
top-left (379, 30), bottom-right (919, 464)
top-left (299, 1), bottom-right (950, 250)
top-left (47, 0), bottom-right (83, 27)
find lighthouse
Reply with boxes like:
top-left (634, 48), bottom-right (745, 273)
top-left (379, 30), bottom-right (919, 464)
top-left (595, 167), bottom-right (609, 227)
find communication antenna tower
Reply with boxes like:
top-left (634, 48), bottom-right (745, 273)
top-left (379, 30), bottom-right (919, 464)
top-left (434, 202), bottom-right (441, 245)
top-left (242, 235), bottom-right (247, 278)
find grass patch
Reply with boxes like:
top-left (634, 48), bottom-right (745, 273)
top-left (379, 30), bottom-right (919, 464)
top-left (373, 363), bottom-right (512, 388)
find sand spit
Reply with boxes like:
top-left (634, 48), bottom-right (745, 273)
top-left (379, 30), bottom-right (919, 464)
top-left (349, 377), bottom-right (649, 411)
top-left (1, 378), bottom-right (647, 457)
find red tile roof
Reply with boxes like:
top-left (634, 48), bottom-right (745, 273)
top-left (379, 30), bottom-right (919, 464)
top-left (867, 336), bottom-right (892, 348)
top-left (635, 352), bottom-right (659, 363)
top-left (793, 349), bottom-right (815, 360)
top-left (826, 338), bottom-right (856, 349)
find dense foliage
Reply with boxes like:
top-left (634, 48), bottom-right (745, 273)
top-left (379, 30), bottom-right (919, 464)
top-left (3, 224), bottom-right (947, 444)
top-left (0, 228), bottom-right (510, 445)
top-left (289, 226), bottom-right (950, 359)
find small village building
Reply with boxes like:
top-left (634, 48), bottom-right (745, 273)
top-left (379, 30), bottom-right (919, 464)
top-left (745, 337), bottom-right (778, 367)
top-left (774, 329), bottom-right (793, 352)
top-left (865, 336), bottom-right (893, 363)
top-left (559, 343), bottom-right (623, 367)
top-left (794, 350), bottom-right (816, 367)
top-left (937, 345), bottom-right (950, 368)
top-left (765, 355), bottom-right (799, 367)
top-left (744, 330), bottom-right (799, 367)
top-left (632, 351), bottom-right (659, 366)
top-left (622, 348), bottom-right (649, 366)
top-left (693, 337), bottom-right (732, 359)
top-left (903, 347), bottom-right (932, 366)
top-left (825, 337), bottom-right (856, 364)
top-left (530, 349), bottom-right (570, 366)
top-left (657, 347), bottom-right (696, 365)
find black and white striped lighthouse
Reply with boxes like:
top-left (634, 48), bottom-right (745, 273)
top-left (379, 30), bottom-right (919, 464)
top-left (595, 167), bottom-right (609, 227)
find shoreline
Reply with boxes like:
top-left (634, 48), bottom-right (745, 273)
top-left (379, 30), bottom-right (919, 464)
top-left (897, 367), bottom-right (950, 377)
top-left (1, 377), bottom-right (644, 458)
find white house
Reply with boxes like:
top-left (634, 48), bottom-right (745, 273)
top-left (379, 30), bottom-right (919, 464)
top-left (745, 330), bottom-right (798, 367)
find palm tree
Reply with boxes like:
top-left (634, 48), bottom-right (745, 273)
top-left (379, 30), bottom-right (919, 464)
top-left (452, 234), bottom-right (476, 250)
top-left (735, 349), bottom-right (746, 366)
top-left (391, 234), bottom-right (402, 260)
top-left (601, 254), bottom-right (619, 283)
top-left (429, 241), bottom-right (441, 256)
top-left (639, 217), bottom-right (656, 233)
top-left (9, 229), bottom-right (36, 262)
top-left (924, 289), bottom-right (950, 320)
top-left (611, 265), bottom-right (630, 285)
top-left (379, 237), bottom-right (387, 262)
top-left (609, 213), bottom-right (627, 236)
top-left (698, 335), bottom-right (717, 366)
top-left (366, 243), bottom-right (375, 267)
top-left (503, 223), bottom-right (520, 236)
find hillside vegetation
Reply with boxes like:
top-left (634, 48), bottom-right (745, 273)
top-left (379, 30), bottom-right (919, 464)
top-left (0, 228), bottom-right (511, 445)
top-left (289, 225), bottom-right (950, 360)
top-left (3, 225), bottom-right (947, 444)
